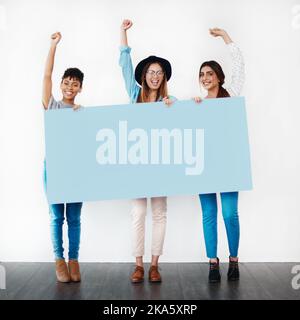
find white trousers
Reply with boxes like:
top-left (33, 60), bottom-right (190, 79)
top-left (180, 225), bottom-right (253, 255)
top-left (131, 197), bottom-right (167, 257)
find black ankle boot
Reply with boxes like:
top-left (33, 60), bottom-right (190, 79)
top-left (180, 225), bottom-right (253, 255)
top-left (208, 258), bottom-right (221, 283)
top-left (227, 258), bottom-right (239, 281)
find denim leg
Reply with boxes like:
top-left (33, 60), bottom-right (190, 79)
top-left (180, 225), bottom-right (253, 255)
top-left (66, 202), bottom-right (82, 260)
top-left (43, 159), bottom-right (47, 193)
top-left (49, 203), bottom-right (65, 260)
top-left (199, 193), bottom-right (218, 259)
top-left (220, 192), bottom-right (240, 258)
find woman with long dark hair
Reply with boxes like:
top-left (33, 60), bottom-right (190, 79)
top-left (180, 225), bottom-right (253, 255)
top-left (194, 28), bottom-right (245, 283)
top-left (119, 19), bottom-right (175, 283)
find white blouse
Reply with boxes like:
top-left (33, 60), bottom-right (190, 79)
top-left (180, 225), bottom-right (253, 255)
top-left (226, 42), bottom-right (245, 97)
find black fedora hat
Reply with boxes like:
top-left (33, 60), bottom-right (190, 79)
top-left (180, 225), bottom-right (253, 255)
top-left (134, 55), bottom-right (172, 86)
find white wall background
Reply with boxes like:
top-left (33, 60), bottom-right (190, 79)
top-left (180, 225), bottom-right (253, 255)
top-left (0, 0), bottom-right (299, 262)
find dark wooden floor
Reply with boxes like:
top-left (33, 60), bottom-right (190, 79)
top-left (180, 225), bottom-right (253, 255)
top-left (0, 262), bottom-right (299, 300)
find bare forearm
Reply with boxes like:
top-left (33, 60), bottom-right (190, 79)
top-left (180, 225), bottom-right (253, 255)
top-left (42, 44), bottom-right (56, 109)
top-left (222, 32), bottom-right (233, 45)
top-left (42, 32), bottom-right (61, 109)
top-left (120, 29), bottom-right (128, 47)
top-left (44, 44), bottom-right (57, 77)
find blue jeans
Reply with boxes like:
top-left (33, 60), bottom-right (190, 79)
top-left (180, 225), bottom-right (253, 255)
top-left (199, 192), bottom-right (240, 259)
top-left (44, 159), bottom-right (82, 260)
top-left (49, 203), bottom-right (82, 260)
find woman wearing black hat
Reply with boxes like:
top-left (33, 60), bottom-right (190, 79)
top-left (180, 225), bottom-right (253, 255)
top-left (119, 19), bottom-right (175, 283)
top-left (194, 28), bottom-right (245, 284)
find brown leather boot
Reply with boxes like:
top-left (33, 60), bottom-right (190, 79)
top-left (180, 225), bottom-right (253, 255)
top-left (68, 260), bottom-right (81, 282)
top-left (55, 259), bottom-right (71, 283)
top-left (149, 265), bottom-right (162, 283)
top-left (131, 266), bottom-right (144, 283)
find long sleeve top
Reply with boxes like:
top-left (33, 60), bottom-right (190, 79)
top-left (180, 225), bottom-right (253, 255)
top-left (225, 42), bottom-right (245, 97)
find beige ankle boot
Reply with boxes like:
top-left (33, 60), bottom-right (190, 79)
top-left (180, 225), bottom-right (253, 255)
top-left (55, 259), bottom-right (71, 283)
top-left (68, 260), bottom-right (81, 282)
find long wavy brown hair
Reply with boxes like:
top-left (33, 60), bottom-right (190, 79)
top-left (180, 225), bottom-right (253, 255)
top-left (137, 62), bottom-right (168, 103)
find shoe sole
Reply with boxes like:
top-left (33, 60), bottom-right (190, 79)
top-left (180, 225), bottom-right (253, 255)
top-left (149, 279), bottom-right (162, 283)
top-left (56, 279), bottom-right (71, 283)
top-left (209, 278), bottom-right (221, 283)
top-left (227, 277), bottom-right (239, 281)
top-left (131, 279), bottom-right (144, 284)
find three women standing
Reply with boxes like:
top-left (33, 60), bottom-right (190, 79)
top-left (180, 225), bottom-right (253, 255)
top-left (44, 22), bottom-right (245, 285)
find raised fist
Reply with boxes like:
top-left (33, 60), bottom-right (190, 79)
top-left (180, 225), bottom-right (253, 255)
top-left (121, 19), bottom-right (133, 31)
top-left (209, 28), bottom-right (227, 38)
top-left (51, 32), bottom-right (62, 45)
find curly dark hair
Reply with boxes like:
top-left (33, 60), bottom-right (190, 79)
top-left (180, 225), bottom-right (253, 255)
top-left (61, 68), bottom-right (84, 87)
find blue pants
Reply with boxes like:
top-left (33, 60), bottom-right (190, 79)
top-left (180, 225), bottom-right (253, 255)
top-left (199, 192), bottom-right (240, 259)
top-left (44, 159), bottom-right (83, 260)
top-left (49, 203), bottom-right (82, 260)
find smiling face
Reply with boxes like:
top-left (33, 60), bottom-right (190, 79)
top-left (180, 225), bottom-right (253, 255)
top-left (60, 77), bottom-right (82, 102)
top-left (145, 63), bottom-right (165, 90)
top-left (199, 66), bottom-right (220, 91)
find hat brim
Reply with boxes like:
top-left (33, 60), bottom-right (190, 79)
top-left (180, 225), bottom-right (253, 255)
top-left (134, 55), bottom-right (172, 86)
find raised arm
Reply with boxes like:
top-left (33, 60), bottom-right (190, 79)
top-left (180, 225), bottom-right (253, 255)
top-left (119, 19), bottom-right (140, 101)
top-left (210, 28), bottom-right (245, 96)
top-left (120, 19), bottom-right (132, 46)
top-left (42, 32), bottom-right (61, 110)
top-left (209, 28), bottom-right (232, 44)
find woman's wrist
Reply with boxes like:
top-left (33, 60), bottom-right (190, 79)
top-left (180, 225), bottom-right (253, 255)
top-left (222, 33), bottom-right (233, 44)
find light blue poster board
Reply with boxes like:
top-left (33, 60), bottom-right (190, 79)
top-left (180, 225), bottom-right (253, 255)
top-left (44, 97), bottom-right (252, 204)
